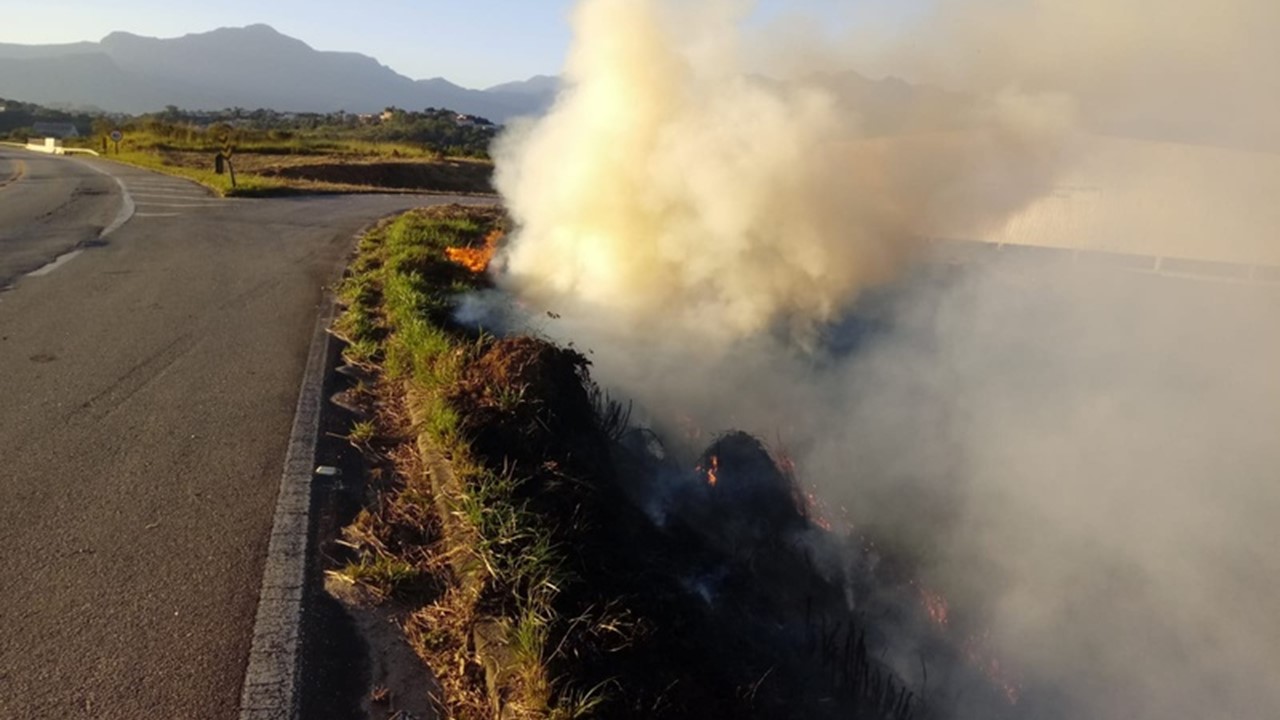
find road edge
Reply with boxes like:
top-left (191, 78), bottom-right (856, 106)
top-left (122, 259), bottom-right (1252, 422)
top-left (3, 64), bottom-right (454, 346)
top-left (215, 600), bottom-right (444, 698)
top-left (75, 157), bottom-right (136, 238)
top-left (238, 296), bottom-right (335, 720)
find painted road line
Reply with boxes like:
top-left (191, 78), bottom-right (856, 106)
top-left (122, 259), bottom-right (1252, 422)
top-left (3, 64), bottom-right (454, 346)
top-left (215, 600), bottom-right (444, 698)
top-left (134, 212), bottom-right (182, 218)
top-left (134, 202), bottom-right (225, 208)
top-left (126, 178), bottom-right (204, 186)
top-left (77, 159), bottom-right (135, 239)
top-left (27, 249), bottom-right (85, 277)
top-left (238, 297), bottom-right (334, 720)
top-left (24, 158), bottom-right (136, 280)
top-left (130, 192), bottom-right (213, 199)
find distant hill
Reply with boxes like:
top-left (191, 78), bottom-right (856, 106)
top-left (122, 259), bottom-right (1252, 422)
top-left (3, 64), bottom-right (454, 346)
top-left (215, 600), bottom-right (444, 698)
top-left (0, 24), bottom-right (558, 121)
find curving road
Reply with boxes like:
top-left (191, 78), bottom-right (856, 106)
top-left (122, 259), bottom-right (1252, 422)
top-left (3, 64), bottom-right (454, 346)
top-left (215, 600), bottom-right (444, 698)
top-left (0, 147), bottom-right (124, 285)
top-left (0, 148), bottom-right (484, 718)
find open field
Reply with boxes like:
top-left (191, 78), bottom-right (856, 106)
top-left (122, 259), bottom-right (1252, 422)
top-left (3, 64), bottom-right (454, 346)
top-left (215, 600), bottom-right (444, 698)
top-left (76, 130), bottom-right (496, 197)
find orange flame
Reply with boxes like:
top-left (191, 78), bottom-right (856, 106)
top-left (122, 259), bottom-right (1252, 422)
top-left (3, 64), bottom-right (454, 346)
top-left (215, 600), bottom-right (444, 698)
top-left (446, 229), bottom-right (503, 273)
top-left (706, 455), bottom-right (719, 487)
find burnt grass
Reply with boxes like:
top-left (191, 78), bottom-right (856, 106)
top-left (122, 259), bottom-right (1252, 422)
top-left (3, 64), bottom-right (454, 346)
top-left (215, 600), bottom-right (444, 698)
top-left (331, 206), bottom-right (955, 719)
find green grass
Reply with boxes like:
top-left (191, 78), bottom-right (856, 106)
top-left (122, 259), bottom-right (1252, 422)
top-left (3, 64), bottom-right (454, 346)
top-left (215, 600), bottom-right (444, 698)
top-left (103, 149), bottom-right (290, 197)
top-left (82, 128), bottom-right (443, 159)
top-left (333, 206), bottom-right (611, 717)
top-left (341, 338), bottom-right (380, 367)
top-left (348, 420), bottom-right (377, 445)
top-left (338, 553), bottom-right (421, 597)
top-left (84, 127), bottom-right (496, 196)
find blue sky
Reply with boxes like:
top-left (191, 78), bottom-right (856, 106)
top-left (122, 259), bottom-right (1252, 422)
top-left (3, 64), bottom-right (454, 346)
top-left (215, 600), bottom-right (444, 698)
top-left (0, 1), bottom-right (921, 89)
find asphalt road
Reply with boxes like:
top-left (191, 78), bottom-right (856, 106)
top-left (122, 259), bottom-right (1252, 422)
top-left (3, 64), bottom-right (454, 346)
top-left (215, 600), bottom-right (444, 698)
top-left (0, 147), bottom-right (122, 285)
top-left (0, 148), bottom-right (485, 718)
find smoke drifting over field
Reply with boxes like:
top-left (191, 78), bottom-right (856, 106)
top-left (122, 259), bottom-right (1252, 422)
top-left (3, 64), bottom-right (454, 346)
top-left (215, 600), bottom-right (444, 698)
top-left (490, 1), bottom-right (1280, 718)
top-left (492, 0), bottom-right (1071, 344)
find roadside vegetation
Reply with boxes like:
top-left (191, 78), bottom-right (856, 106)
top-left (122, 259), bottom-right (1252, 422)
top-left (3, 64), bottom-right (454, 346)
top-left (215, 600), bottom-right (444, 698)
top-left (327, 206), bottom-right (610, 717)
top-left (3, 98), bottom-right (496, 197)
top-left (325, 208), bottom-right (926, 720)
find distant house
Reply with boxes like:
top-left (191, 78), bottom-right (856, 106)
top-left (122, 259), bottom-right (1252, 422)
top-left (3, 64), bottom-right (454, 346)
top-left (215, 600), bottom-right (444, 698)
top-left (32, 121), bottom-right (79, 138)
top-left (454, 114), bottom-right (493, 128)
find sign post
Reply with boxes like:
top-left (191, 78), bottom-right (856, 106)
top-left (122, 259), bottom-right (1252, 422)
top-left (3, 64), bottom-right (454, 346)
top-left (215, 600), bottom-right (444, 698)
top-left (217, 134), bottom-right (236, 189)
top-left (109, 130), bottom-right (122, 154)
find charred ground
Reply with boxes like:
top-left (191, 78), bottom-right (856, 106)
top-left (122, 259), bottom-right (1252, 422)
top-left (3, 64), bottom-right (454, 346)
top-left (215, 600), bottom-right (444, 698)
top-left (323, 206), bottom-right (997, 719)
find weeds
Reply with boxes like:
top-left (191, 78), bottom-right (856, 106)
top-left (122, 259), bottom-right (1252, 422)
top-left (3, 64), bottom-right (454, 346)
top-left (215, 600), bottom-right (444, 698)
top-left (335, 553), bottom-right (420, 599)
top-left (341, 337), bottom-right (379, 367)
top-left (330, 206), bottom-right (596, 717)
top-left (348, 420), bottom-right (377, 445)
top-left (549, 680), bottom-right (613, 720)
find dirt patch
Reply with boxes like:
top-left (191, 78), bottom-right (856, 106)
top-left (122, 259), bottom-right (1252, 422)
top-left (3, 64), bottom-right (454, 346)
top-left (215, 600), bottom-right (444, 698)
top-left (326, 578), bottom-right (442, 720)
top-left (262, 160), bottom-right (493, 194)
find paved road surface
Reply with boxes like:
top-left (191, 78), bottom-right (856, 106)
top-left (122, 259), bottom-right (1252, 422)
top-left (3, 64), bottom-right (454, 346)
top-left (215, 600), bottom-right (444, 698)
top-left (0, 148), bottom-right (485, 718)
top-left (0, 148), bottom-right (122, 285)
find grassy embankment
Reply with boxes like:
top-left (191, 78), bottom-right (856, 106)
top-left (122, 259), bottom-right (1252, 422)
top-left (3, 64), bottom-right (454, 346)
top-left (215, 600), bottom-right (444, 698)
top-left (80, 131), bottom-right (494, 197)
top-left (326, 207), bottom-right (924, 720)
top-left (326, 206), bottom-right (620, 718)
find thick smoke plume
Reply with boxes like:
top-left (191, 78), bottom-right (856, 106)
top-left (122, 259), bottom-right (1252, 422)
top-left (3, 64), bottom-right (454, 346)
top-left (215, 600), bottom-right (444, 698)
top-left (493, 0), bottom-right (1068, 345)
top-left (490, 1), bottom-right (1280, 718)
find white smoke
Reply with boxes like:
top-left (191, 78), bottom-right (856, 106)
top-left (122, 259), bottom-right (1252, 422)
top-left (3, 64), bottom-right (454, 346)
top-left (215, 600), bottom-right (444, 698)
top-left (493, 0), bottom-right (1069, 346)
top-left (489, 1), bottom-right (1280, 718)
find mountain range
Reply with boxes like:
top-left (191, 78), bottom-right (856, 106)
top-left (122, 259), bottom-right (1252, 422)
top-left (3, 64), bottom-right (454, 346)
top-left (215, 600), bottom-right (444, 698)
top-left (0, 24), bottom-right (559, 121)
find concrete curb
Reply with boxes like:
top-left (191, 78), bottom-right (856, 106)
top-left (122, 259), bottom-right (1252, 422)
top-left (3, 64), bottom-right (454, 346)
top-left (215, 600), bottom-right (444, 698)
top-left (238, 299), bottom-right (334, 720)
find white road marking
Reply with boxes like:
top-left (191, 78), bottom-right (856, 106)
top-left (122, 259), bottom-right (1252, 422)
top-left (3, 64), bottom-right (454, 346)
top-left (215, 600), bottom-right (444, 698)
top-left (130, 192), bottom-right (211, 199)
top-left (135, 212), bottom-right (182, 218)
top-left (23, 158), bottom-right (134, 280)
top-left (27, 249), bottom-right (84, 277)
top-left (77, 161), bottom-right (135, 238)
top-left (134, 202), bottom-right (224, 208)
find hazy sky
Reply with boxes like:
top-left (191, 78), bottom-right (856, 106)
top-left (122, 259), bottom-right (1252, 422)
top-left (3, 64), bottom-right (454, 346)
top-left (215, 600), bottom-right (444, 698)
top-left (0, 0), bottom-right (922, 88)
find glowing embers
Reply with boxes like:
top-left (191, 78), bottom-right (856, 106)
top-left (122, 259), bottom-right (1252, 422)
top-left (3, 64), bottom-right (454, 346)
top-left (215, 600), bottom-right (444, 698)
top-left (916, 583), bottom-right (951, 629)
top-left (697, 454), bottom-right (719, 487)
top-left (686, 432), bottom-right (808, 544)
top-left (964, 632), bottom-right (1022, 705)
top-left (445, 229), bottom-right (503, 273)
top-left (909, 579), bottom-right (1023, 707)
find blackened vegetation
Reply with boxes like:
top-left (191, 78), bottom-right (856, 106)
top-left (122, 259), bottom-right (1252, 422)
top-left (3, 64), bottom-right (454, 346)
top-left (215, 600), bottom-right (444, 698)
top-left (449, 334), bottom-right (921, 717)
top-left (335, 206), bottom-right (1005, 718)
top-left (604, 429), bottom-right (922, 719)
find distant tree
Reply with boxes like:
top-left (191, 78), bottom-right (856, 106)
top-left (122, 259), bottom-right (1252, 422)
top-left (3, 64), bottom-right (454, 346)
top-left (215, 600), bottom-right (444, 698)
top-left (90, 117), bottom-right (116, 139)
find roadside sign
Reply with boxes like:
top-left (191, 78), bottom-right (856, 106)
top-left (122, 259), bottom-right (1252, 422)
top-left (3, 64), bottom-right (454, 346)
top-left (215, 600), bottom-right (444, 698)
top-left (109, 130), bottom-right (122, 142)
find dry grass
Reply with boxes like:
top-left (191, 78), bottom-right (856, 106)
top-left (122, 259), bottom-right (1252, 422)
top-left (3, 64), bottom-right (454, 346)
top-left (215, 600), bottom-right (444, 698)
top-left (110, 148), bottom-right (494, 197)
top-left (328, 206), bottom-right (600, 719)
